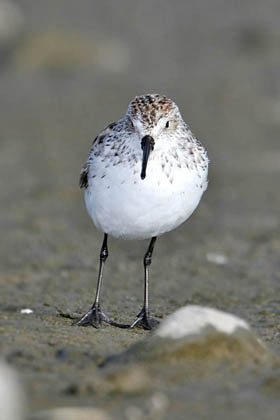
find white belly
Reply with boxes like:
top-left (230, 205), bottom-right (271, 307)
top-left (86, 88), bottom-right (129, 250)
top-left (85, 159), bottom-right (207, 240)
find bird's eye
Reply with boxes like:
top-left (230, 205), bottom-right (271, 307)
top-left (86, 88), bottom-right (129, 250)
top-left (165, 121), bottom-right (169, 128)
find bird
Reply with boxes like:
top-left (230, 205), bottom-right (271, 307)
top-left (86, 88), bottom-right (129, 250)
top-left (76, 94), bottom-right (209, 330)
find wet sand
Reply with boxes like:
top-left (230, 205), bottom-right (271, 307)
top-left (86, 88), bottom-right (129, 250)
top-left (1, 1), bottom-right (280, 419)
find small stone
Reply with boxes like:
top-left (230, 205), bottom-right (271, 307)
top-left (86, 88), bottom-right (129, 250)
top-left (0, 360), bottom-right (26, 420)
top-left (206, 252), bottom-right (228, 265)
top-left (20, 308), bottom-right (33, 314)
top-left (149, 392), bottom-right (169, 417)
top-left (55, 348), bottom-right (68, 361)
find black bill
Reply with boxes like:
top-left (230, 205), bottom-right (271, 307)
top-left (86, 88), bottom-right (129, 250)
top-left (140, 135), bottom-right (155, 180)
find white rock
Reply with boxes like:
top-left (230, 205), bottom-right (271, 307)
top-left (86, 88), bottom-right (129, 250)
top-left (206, 252), bottom-right (228, 265)
top-left (20, 308), bottom-right (33, 314)
top-left (156, 305), bottom-right (249, 340)
top-left (0, 361), bottom-right (25, 420)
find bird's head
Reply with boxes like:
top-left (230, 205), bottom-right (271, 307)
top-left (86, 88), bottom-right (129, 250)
top-left (126, 94), bottom-right (182, 180)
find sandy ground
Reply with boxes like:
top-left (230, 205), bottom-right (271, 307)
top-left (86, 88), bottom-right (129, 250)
top-left (0, 1), bottom-right (280, 419)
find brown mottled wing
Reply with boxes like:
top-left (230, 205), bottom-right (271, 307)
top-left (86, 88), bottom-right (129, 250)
top-left (79, 164), bottom-right (89, 189)
top-left (79, 121), bottom-right (118, 189)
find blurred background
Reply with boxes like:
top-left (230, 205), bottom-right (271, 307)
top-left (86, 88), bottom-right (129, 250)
top-left (1, 0), bottom-right (280, 418)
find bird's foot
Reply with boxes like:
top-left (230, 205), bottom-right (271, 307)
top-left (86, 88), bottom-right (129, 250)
top-left (110, 307), bottom-right (159, 330)
top-left (130, 307), bottom-right (159, 330)
top-left (74, 304), bottom-right (110, 328)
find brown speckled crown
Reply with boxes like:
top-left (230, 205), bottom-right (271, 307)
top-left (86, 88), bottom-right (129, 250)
top-left (127, 94), bottom-right (177, 126)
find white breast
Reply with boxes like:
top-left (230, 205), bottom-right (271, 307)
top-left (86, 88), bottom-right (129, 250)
top-left (85, 153), bottom-right (208, 240)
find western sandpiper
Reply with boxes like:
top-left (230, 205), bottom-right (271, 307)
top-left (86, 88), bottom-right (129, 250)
top-left (76, 94), bottom-right (209, 330)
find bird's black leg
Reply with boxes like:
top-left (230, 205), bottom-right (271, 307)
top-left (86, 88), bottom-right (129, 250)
top-left (75, 234), bottom-right (110, 328)
top-left (109, 237), bottom-right (159, 330)
top-left (128, 236), bottom-right (159, 330)
top-left (110, 237), bottom-right (159, 330)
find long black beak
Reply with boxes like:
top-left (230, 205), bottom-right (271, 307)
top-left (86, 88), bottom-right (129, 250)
top-left (140, 135), bottom-right (155, 180)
